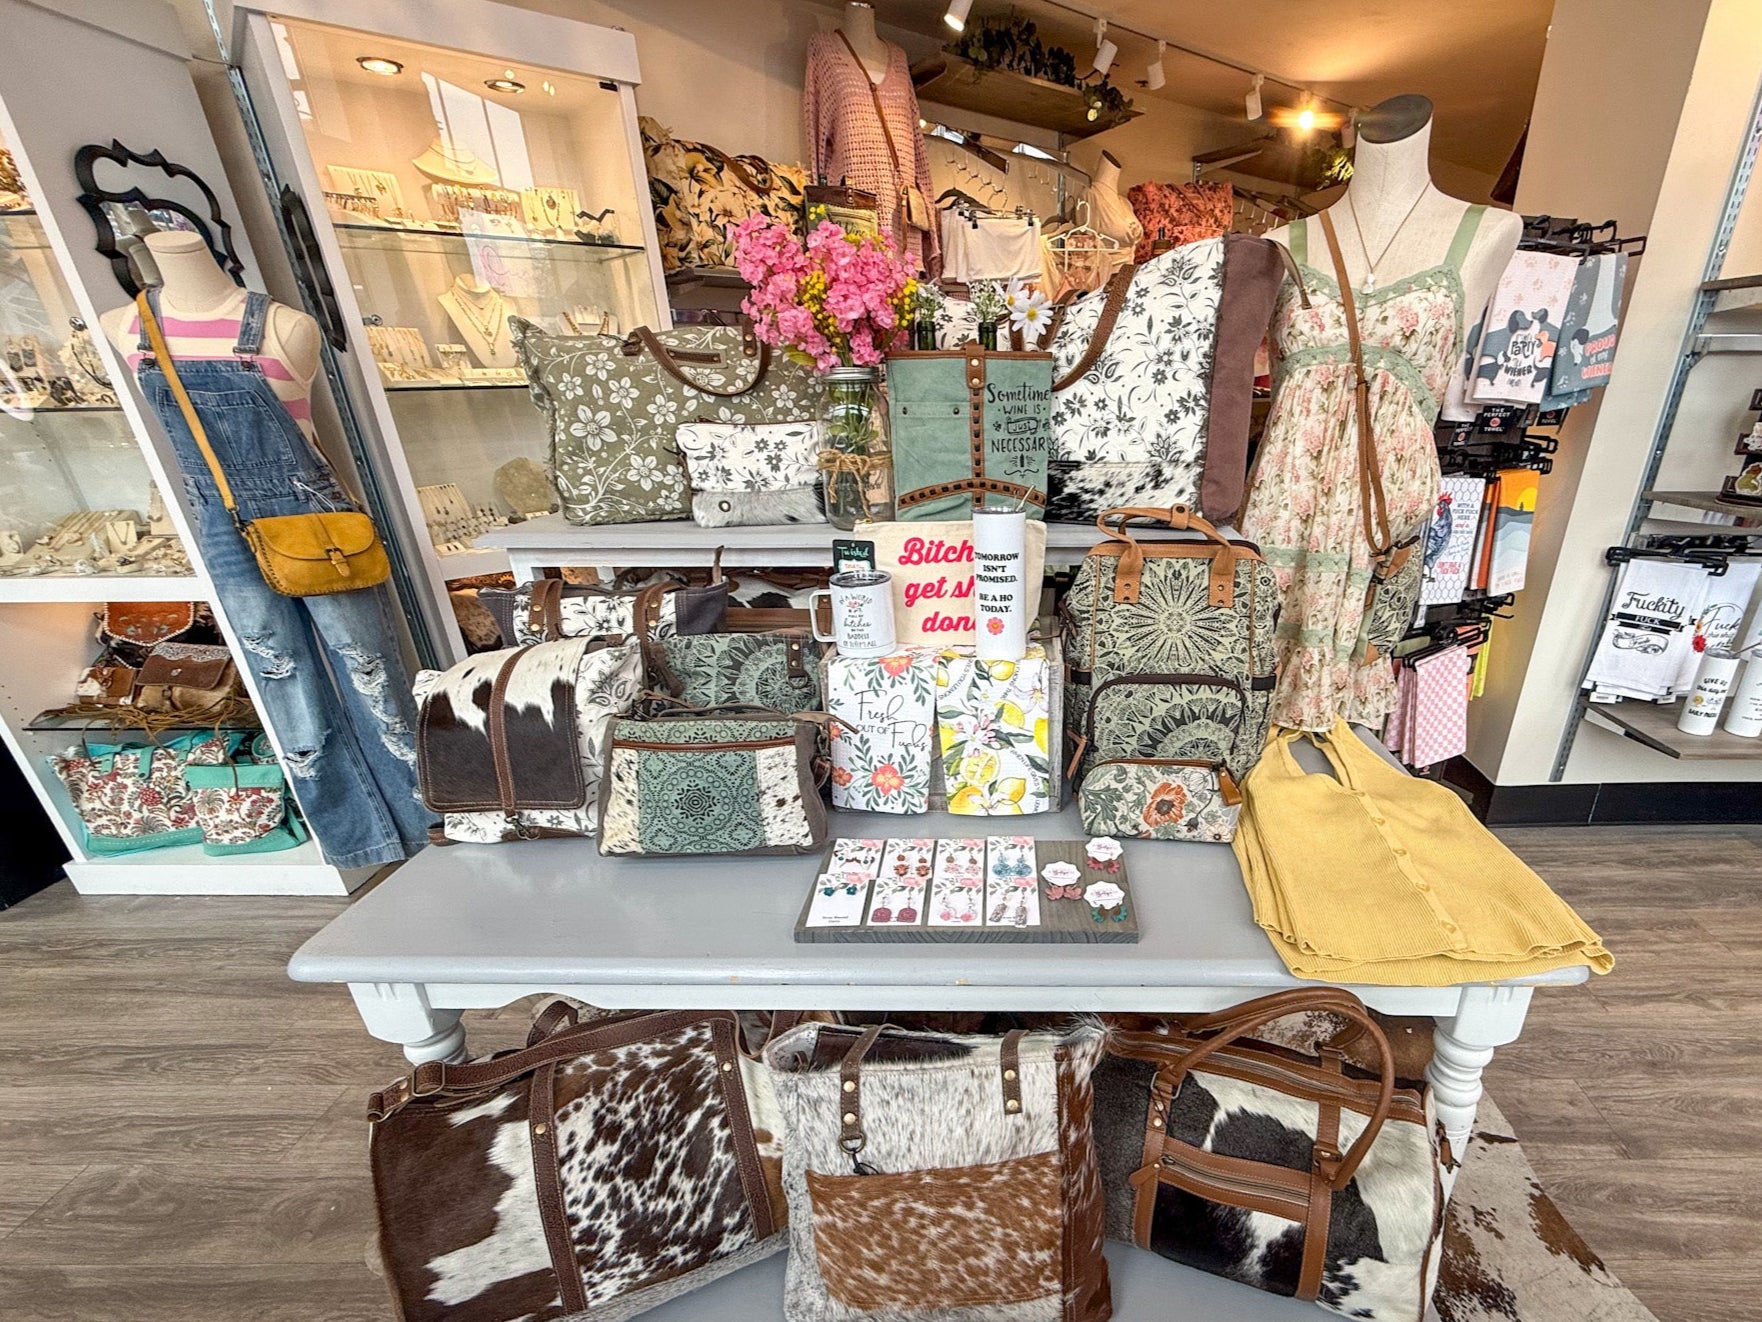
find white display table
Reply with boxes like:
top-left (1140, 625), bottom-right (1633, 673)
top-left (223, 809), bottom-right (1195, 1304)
top-left (288, 802), bottom-right (1586, 1166)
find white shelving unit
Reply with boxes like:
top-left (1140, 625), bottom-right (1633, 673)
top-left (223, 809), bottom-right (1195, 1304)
top-left (0, 0), bottom-right (378, 894)
top-left (231, 0), bottom-right (673, 665)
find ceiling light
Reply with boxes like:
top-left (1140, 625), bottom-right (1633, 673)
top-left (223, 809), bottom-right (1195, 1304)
top-left (1091, 20), bottom-right (1117, 77)
top-left (356, 56), bottom-right (403, 76)
top-left (1297, 105), bottom-right (1316, 132)
top-left (1144, 40), bottom-right (1166, 91)
top-left (541, 80), bottom-right (557, 97)
top-left (1267, 99), bottom-right (1346, 133)
top-left (1246, 73), bottom-right (1264, 121)
top-left (485, 73), bottom-right (525, 94)
top-left (944, 0), bottom-right (973, 32)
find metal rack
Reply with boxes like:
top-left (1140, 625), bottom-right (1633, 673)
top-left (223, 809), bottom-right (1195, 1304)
top-left (1549, 82), bottom-right (1762, 781)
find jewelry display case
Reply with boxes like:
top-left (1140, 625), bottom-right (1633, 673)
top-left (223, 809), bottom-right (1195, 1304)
top-left (234, 0), bottom-right (671, 662)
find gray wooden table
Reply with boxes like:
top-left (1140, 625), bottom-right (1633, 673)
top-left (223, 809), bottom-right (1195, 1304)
top-left (288, 802), bottom-right (1585, 1168)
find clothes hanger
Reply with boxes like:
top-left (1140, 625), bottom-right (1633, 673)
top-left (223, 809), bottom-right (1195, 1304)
top-left (1046, 198), bottom-right (1120, 251)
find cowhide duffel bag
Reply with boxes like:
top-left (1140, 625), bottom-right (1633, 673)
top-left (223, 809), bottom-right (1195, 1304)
top-left (1092, 989), bottom-right (1444, 1321)
top-left (369, 1003), bottom-right (794, 1321)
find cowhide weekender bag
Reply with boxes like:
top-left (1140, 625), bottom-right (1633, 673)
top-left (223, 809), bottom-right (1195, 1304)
top-left (413, 636), bottom-right (644, 844)
top-left (369, 1002), bottom-right (793, 1322)
top-left (764, 1021), bottom-right (1113, 1322)
top-left (1091, 990), bottom-right (1444, 1321)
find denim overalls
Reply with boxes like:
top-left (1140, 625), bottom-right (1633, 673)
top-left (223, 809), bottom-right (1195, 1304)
top-left (134, 290), bottom-right (433, 868)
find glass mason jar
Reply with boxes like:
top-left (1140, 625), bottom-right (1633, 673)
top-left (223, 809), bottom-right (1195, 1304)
top-left (820, 365), bottom-right (892, 529)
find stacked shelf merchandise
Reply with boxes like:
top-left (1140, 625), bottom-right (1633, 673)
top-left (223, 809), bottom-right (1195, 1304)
top-left (231, 0), bottom-right (673, 665)
top-left (0, 1), bottom-right (380, 893)
top-left (1553, 88), bottom-right (1762, 778)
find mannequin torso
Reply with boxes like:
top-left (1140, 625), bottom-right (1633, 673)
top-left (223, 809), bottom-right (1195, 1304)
top-left (839, 1), bottom-right (890, 81)
top-left (103, 232), bottom-right (322, 438)
top-left (1267, 118), bottom-right (1521, 335)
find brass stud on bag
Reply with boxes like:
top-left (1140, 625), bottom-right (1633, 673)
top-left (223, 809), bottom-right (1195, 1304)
top-left (843, 1111), bottom-right (858, 1125)
top-left (1151, 1117), bottom-right (1163, 1129)
top-left (1006, 1099), bottom-right (1021, 1113)
top-left (1003, 1068), bottom-right (1017, 1081)
top-left (721, 1061), bottom-right (734, 1072)
top-left (534, 1123), bottom-right (548, 1136)
top-left (842, 1080), bottom-right (856, 1092)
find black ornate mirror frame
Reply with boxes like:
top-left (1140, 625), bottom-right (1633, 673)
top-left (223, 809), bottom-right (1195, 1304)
top-left (73, 140), bottom-right (245, 296)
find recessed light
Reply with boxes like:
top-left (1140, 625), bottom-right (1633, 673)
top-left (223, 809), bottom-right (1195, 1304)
top-left (485, 72), bottom-right (525, 94)
top-left (356, 56), bottom-right (403, 76)
top-left (541, 80), bottom-right (557, 97)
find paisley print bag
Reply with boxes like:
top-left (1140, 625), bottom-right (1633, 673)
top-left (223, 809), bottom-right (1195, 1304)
top-left (763, 1021), bottom-right (1112, 1322)
top-left (1092, 991), bottom-right (1443, 1321)
top-left (514, 318), bottom-right (823, 527)
top-left (1064, 506), bottom-right (1278, 841)
top-left (598, 709), bottom-right (825, 856)
top-left (640, 116), bottom-right (807, 271)
top-left (369, 1003), bottom-right (793, 1322)
top-left (413, 638), bottom-right (644, 844)
top-left (48, 731), bottom-right (234, 855)
top-left (648, 630), bottom-right (823, 715)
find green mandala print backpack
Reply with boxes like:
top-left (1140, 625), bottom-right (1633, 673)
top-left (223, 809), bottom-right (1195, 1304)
top-left (1062, 506), bottom-right (1279, 841)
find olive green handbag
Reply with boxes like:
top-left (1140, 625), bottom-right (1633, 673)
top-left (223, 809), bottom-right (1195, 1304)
top-left (598, 707), bottom-right (826, 856)
top-left (886, 346), bottom-right (1052, 520)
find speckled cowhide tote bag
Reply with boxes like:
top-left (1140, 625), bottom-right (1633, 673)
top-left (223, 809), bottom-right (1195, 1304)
top-left (1092, 990), bottom-right (1444, 1321)
top-left (369, 1002), bottom-right (794, 1322)
top-left (764, 1021), bottom-right (1112, 1322)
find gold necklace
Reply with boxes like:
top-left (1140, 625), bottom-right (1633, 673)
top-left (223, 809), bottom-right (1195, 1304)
top-left (1345, 187), bottom-right (1428, 294)
top-left (450, 285), bottom-right (505, 350)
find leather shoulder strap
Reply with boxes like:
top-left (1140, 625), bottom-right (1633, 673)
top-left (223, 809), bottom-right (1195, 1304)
top-left (135, 292), bottom-right (239, 517)
top-left (1316, 212), bottom-right (1392, 557)
top-left (626, 325), bottom-right (770, 398)
top-left (1052, 262), bottom-right (1138, 392)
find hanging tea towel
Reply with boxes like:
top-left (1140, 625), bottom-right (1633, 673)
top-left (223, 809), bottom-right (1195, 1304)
top-left (1470, 251), bottom-right (1583, 404)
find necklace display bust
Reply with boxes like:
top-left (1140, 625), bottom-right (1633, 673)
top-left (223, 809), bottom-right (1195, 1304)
top-left (437, 275), bottom-right (516, 368)
top-left (1268, 95), bottom-right (1521, 327)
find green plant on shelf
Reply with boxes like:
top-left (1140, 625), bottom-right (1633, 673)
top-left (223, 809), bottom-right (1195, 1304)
top-left (947, 17), bottom-right (1133, 117)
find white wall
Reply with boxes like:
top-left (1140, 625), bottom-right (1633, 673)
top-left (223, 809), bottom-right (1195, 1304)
top-left (1474, 0), bottom-right (1762, 787)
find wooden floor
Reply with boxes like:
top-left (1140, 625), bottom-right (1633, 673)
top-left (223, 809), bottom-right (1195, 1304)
top-left (0, 825), bottom-right (1755, 1322)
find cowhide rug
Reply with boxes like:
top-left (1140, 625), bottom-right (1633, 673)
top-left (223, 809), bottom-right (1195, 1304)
top-left (1433, 1098), bottom-right (1656, 1322)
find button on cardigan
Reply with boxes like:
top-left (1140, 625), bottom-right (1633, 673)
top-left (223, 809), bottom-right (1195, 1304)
top-left (1232, 723), bottom-right (1612, 985)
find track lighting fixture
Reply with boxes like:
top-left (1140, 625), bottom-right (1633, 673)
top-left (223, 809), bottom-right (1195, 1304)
top-left (943, 0), bottom-right (973, 32)
top-left (1145, 40), bottom-right (1166, 91)
top-left (1246, 73), bottom-right (1264, 121)
top-left (1092, 19), bottom-right (1117, 76)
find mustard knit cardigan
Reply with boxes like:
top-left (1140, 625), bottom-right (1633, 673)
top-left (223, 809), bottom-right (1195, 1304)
top-left (1232, 723), bottom-right (1612, 985)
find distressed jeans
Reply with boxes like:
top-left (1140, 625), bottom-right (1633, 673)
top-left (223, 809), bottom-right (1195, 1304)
top-left (134, 297), bottom-right (433, 868)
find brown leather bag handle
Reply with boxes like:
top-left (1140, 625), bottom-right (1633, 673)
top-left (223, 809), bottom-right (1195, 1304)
top-left (1317, 212), bottom-right (1393, 560)
top-left (624, 325), bottom-right (770, 397)
top-left (526, 576), bottom-right (563, 641)
top-left (1109, 991), bottom-right (1397, 1191)
top-left (1051, 261), bottom-right (1139, 391)
top-left (1095, 504), bottom-right (1238, 609)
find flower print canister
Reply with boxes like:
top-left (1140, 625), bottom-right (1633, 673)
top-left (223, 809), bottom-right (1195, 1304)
top-left (1678, 650), bottom-right (1740, 735)
top-left (972, 506), bottom-right (1028, 660)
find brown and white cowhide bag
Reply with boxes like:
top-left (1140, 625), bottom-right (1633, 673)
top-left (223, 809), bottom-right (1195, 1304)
top-left (764, 1021), bottom-right (1113, 1322)
top-left (413, 637), bottom-right (643, 843)
top-left (369, 1004), bottom-right (790, 1322)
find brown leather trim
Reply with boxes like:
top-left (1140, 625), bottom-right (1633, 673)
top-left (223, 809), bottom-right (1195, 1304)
top-left (723, 607), bottom-right (813, 632)
top-left (884, 346), bottom-right (1055, 362)
top-left (527, 576), bottom-right (560, 640)
top-left (1057, 1043), bottom-right (1112, 1322)
top-left (710, 1015), bottom-right (777, 1241)
top-left (1092, 505), bottom-right (1249, 608)
top-left (896, 476), bottom-right (1047, 509)
top-left (627, 325), bottom-right (770, 397)
top-left (999, 1029), bottom-right (1026, 1116)
top-left (485, 648), bottom-right (523, 815)
top-left (1140, 1139), bottom-right (1311, 1219)
top-left (528, 1060), bottom-right (588, 1312)
top-left (1132, 1070), bottom-right (1172, 1248)
top-left (1297, 1097), bottom-right (1340, 1301)
top-left (839, 1024), bottom-right (883, 1154)
top-left (526, 999), bottom-right (580, 1047)
top-left (1053, 262), bottom-right (1138, 392)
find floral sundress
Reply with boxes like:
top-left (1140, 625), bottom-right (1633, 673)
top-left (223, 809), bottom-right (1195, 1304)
top-left (1242, 206), bottom-right (1486, 731)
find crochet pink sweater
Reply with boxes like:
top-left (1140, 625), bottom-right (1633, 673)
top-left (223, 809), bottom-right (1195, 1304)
top-left (803, 31), bottom-right (939, 274)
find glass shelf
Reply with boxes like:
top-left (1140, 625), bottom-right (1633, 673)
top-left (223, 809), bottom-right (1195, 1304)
top-left (380, 378), bottom-right (528, 392)
top-left (335, 222), bottom-right (645, 259)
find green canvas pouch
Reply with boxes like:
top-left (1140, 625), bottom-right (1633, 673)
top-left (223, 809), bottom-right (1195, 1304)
top-left (887, 347), bottom-right (1051, 521)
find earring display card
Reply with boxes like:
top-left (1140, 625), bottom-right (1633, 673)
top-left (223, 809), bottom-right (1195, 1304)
top-left (796, 838), bottom-right (1137, 944)
top-left (802, 838), bottom-right (884, 928)
top-left (926, 836), bottom-right (986, 928)
top-left (867, 838), bottom-right (934, 926)
top-left (984, 835), bottom-right (1040, 928)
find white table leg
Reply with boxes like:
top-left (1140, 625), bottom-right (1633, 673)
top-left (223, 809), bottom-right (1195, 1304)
top-left (348, 981), bottom-right (469, 1065)
top-left (506, 549), bottom-right (546, 586)
top-left (1429, 984), bottom-right (1533, 1189)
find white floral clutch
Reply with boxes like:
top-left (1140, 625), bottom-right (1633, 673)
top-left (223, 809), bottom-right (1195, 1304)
top-left (675, 421), bottom-right (825, 527)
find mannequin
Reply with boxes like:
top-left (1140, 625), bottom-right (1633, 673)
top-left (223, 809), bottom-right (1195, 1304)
top-left (437, 274), bottom-right (517, 368)
top-left (102, 232), bottom-right (321, 435)
top-left (1081, 150), bottom-right (1142, 252)
top-left (839, 1), bottom-right (889, 81)
top-left (1268, 96), bottom-right (1521, 337)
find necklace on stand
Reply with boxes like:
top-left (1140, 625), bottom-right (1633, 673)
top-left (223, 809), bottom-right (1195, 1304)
top-left (450, 282), bottom-right (506, 353)
top-left (1345, 186), bottom-right (1429, 294)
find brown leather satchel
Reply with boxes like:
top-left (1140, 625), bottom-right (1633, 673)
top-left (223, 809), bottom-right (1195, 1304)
top-left (133, 642), bottom-right (248, 719)
top-left (368, 1003), bottom-right (796, 1321)
top-left (1093, 990), bottom-right (1443, 1320)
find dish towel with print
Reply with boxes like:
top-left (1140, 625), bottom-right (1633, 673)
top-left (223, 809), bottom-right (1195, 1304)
top-left (1548, 252), bottom-right (1627, 397)
top-left (1584, 557), bottom-right (1714, 700)
top-left (1470, 251), bottom-right (1583, 404)
top-left (1670, 560), bottom-right (1762, 694)
top-left (1537, 256), bottom-right (1597, 411)
top-left (1406, 646), bottom-right (1471, 767)
top-left (1232, 722), bottom-right (1612, 985)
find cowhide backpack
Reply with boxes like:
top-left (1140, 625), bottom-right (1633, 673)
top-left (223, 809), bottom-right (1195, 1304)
top-left (369, 1003), bottom-right (800, 1321)
top-left (1091, 990), bottom-right (1444, 1321)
